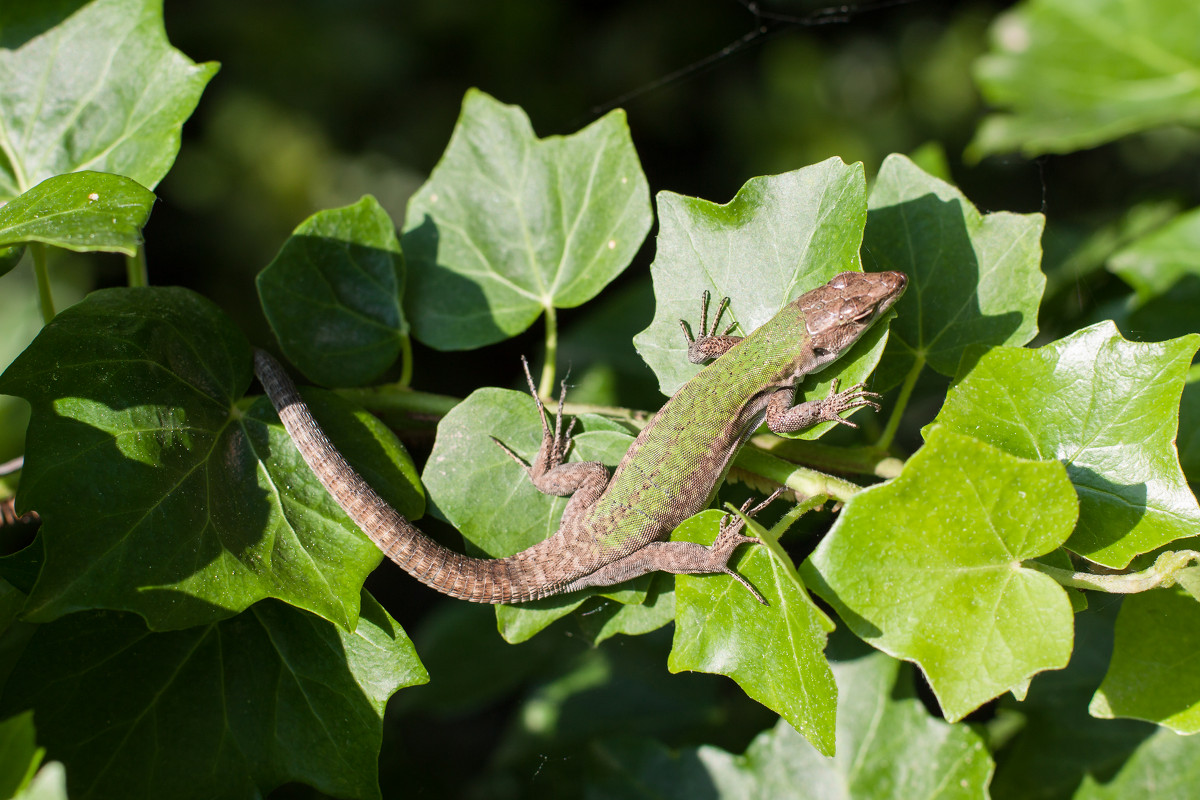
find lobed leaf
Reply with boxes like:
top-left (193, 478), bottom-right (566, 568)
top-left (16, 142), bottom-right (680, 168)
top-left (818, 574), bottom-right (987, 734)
top-left (969, 0), bottom-right (1200, 158)
top-left (0, 287), bottom-right (422, 631)
top-left (669, 510), bottom-right (837, 756)
top-left (423, 388), bottom-right (641, 641)
top-left (633, 158), bottom-right (890, 429)
top-left (803, 426), bottom-right (1077, 721)
top-left (934, 321), bottom-right (1200, 568)
top-left (257, 196), bottom-right (408, 387)
top-left (864, 153), bottom-right (1044, 388)
top-left (0, 0), bottom-right (217, 198)
top-left (0, 172), bottom-right (154, 256)
top-left (0, 594), bottom-right (427, 800)
top-left (401, 89), bottom-right (651, 350)
top-left (1090, 586), bottom-right (1200, 733)
top-left (591, 651), bottom-right (992, 799)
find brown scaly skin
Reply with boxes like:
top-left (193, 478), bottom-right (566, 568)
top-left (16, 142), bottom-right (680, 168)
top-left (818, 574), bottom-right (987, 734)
top-left (255, 270), bottom-right (907, 603)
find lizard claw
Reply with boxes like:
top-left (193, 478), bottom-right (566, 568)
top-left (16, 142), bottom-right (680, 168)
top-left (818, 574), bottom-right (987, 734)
top-left (820, 379), bottom-right (882, 428)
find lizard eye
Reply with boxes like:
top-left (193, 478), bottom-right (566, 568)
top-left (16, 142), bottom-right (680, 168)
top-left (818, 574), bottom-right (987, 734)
top-left (811, 346), bottom-right (828, 357)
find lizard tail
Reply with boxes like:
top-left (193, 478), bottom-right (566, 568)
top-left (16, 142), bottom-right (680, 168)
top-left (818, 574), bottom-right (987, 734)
top-left (253, 348), bottom-right (542, 604)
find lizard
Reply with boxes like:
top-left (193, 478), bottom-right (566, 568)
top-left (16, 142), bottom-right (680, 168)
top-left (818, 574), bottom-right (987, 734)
top-left (254, 269), bottom-right (907, 604)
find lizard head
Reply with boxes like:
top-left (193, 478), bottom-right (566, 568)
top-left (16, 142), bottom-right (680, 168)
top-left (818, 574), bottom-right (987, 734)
top-left (795, 270), bottom-right (907, 373)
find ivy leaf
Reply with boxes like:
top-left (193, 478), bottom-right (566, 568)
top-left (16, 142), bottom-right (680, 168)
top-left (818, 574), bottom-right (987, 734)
top-left (1108, 206), bottom-right (1200, 302)
top-left (633, 159), bottom-right (890, 436)
top-left (1074, 726), bottom-right (1200, 800)
top-left (863, 153), bottom-right (1044, 389)
top-left (802, 426), bottom-right (1077, 721)
top-left (1090, 587), bottom-right (1200, 733)
top-left (969, 0), bottom-right (1200, 158)
top-left (257, 196), bottom-right (407, 387)
top-left (401, 89), bottom-right (651, 350)
top-left (0, 595), bottom-right (427, 800)
top-left (0, 172), bottom-right (154, 256)
top-left (0, 287), bottom-right (422, 631)
top-left (969, 0), bottom-right (1200, 160)
top-left (934, 321), bottom-right (1200, 568)
top-left (591, 651), bottom-right (992, 799)
top-left (423, 389), bottom-right (641, 641)
top-left (0, 0), bottom-right (217, 198)
top-left (989, 604), bottom-right (1156, 800)
top-left (669, 510), bottom-right (837, 756)
top-left (0, 710), bottom-right (43, 798)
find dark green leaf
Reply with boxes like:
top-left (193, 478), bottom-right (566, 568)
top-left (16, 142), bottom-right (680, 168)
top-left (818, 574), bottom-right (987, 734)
top-left (402, 89), bottom-right (651, 350)
top-left (803, 426), bottom-right (1077, 721)
top-left (0, 246), bottom-right (23, 278)
top-left (633, 159), bottom-right (889, 432)
top-left (590, 652), bottom-right (992, 799)
top-left (669, 510), bottom-right (837, 756)
top-left (989, 603), bottom-right (1156, 800)
top-left (1073, 726), bottom-right (1200, 800)
top-left (934, 321), bottom-right (1200, 568)
top-left (0, 595), bottom-right (427, 800)
top-left (1091, 586), bottom-right (1200, 732)
top-left (969, 0), bottom-right (1200, 158)
top-left (257, 196), bottom-right (407, 387)
top-left (0, 0), bottom-right (217, 198)
top-left (864, 153), bottom-right (1044, 388)
top-left (0, 710), bottom-right (43, 798)
top-left (0, 172), bottom-right (154, 255)
top-left (0, 287), bottom-right (421, 631)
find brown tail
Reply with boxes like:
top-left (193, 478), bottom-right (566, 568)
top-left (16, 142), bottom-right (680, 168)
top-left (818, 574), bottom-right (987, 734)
top-left (253, 348), bottom-right (546, 603)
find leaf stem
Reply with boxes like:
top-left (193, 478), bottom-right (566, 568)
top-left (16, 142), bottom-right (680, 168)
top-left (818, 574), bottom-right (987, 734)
top-left (539, 304), bottom-right (558, 398)
top-left (877, 352), bottom-right (924, 452)
top-left (32, 244), bottom-right (54, 322)
top-left (397, 334), bottom-right (413, 388)
top-left (751, 434), bottom-right (904, 478)
top-left (731, 446), bottom-right (864, 504)
top-left (1027, 550), bottom-right (1200, 594)
top-left (125, 247), bottom-right (148, 287)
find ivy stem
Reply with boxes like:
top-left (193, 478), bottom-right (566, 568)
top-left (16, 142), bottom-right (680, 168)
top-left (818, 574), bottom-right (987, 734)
top-left (731, 446), bottom-right (863, 504)
top-left (539, 304), bottom-right (558, 398)
top-left (32, 244), bottom-right (54, 322)
top-left (876, 352), bottom-right (924, 452)
top-left (1027, 550), bottom-right (1200, 594)
top-left (397, 334), bottom-right (413, 388)
top-left (125, 247), bottom-right (148, 287)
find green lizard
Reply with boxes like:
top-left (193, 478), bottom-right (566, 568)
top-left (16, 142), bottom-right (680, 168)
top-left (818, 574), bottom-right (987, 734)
top-left (254, 269), bottom-right (907, 604)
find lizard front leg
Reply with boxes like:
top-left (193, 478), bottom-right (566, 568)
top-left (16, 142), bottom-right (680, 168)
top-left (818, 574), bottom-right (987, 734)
top-left (765, 378), bottom-right (882, 433)
top-left (492, 358), bottom-right (609, 527)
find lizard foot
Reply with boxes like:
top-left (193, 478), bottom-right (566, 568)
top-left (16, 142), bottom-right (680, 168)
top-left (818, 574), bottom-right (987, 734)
top-left (710, 488), bottom-right (787, 605)
top-left (815, 379), bottom-right (882, 429)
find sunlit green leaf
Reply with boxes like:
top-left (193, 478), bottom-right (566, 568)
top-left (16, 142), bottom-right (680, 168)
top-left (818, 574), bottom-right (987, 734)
top-left (402, 88), bottom-right (651, 350)
top-left (669, 510), bottom-right (837, 756)
top-left (0, 287), bottom-right (422, 631)
top-left (0, 0), bottom-right (217, 198)
top-left (1109, 206), bottom-right (1200, 302)
top-left (803, 426), bottom-right (1077, 721)
top-left (633, 159), bottom-right (890, 436)
top-left (0, 172), bottom-right (154, 255)
top-left (0, 594), bottom-right (427, 800)
top-left (864, 153), bottom-right (1044, 388)
top-left (934, 321), bottom-right (1200, 568)
top-left (969, 0), bottom-right (1200, 158)
top-left (257, 196), bottom-right (407, 387)
top-left (1091, 587), bottom-right (1200, 733)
